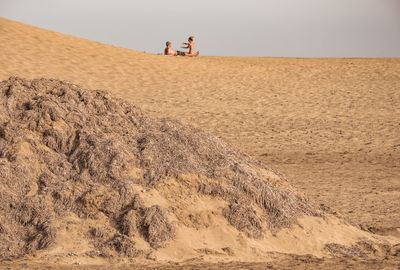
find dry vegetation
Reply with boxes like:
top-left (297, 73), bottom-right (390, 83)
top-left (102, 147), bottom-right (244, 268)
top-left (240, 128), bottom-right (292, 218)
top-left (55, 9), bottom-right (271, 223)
top-left (0, 77), bottom-right (318, 260)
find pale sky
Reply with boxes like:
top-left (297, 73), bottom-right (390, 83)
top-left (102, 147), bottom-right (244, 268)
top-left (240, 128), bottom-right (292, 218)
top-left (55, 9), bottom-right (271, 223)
top-left (1, 0), bottom-right (400, 57)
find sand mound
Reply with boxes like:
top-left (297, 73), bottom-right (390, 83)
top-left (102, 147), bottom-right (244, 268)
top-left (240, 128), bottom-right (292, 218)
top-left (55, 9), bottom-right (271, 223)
top-left (0, 77), bottom-right (386, 262)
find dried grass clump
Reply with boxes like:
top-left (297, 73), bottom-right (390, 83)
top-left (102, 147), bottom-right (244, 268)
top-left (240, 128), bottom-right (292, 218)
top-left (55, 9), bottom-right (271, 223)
top-left (106, 234), bottom-right (137, 258)
top-left (119, 210), bottom-right (139, 237)
top-left (15, 198), bottom-right (56, 253)
top-left (325, 243), bottom-right (367, 258)
top-left (0, 77), bottom-right (318, 259)
top-left (223, 201), bottom-right (263, 239)
top-left (141, 206), bottom-right (176, 248)
top-left (0, 222), bottom-right (5, 234)
top-left (324, 240), bottom-right (389, 259)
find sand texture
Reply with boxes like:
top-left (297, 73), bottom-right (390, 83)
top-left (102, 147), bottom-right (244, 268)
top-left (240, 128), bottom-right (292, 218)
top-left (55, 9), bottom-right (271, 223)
top-left (0, 17), bottom-right (399, 269)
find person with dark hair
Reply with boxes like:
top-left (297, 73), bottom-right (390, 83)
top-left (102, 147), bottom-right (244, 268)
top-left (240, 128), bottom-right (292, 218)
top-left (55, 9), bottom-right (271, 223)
top-left (180, 36), bottom-right (199, 57)
top-left (164, 41), bottom-right (178, 56)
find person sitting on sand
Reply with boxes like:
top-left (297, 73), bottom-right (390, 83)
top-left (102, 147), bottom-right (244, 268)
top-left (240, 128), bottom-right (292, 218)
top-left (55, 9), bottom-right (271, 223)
top-left (164, 41), bottom-right (177, 56)
top-left (180, 36), bottom-right (199, 57)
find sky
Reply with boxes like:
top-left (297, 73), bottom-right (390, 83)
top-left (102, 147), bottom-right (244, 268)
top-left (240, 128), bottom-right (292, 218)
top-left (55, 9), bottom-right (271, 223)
top-left (1, 0), bottom-right (400, 57)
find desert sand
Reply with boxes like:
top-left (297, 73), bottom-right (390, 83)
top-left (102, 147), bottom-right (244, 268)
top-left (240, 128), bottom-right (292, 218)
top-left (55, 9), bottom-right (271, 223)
top-left (0, 17), bottom-right (399, 269)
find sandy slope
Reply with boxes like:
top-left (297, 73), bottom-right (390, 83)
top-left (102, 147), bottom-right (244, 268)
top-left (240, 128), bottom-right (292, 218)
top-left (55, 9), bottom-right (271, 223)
top-left (0, 17), bottom-right (400, 268)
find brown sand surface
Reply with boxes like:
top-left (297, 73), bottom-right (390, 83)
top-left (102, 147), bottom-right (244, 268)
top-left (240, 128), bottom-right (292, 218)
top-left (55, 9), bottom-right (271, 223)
top-left (1, 17), bottom-right (399, 269)
top-left (1, 256), bottom-right (400, 270)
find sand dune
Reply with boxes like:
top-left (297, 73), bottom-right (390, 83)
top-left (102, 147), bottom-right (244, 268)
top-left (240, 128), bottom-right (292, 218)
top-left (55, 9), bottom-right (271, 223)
top-left (0, 76), bottom-right (396, 268)
top-left (0, 17), bottom-right (400, 268)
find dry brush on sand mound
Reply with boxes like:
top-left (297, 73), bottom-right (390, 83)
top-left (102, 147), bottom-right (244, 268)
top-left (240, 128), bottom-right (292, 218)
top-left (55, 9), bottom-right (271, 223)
top-left (0, 77), bottom-right (391, 262)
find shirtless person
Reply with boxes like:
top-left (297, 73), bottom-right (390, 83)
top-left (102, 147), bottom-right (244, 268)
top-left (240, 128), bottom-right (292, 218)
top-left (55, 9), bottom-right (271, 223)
top-left (181, 36), bottom-right (199, 57)
top-left (164, 41), bottom-right (177, 56)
